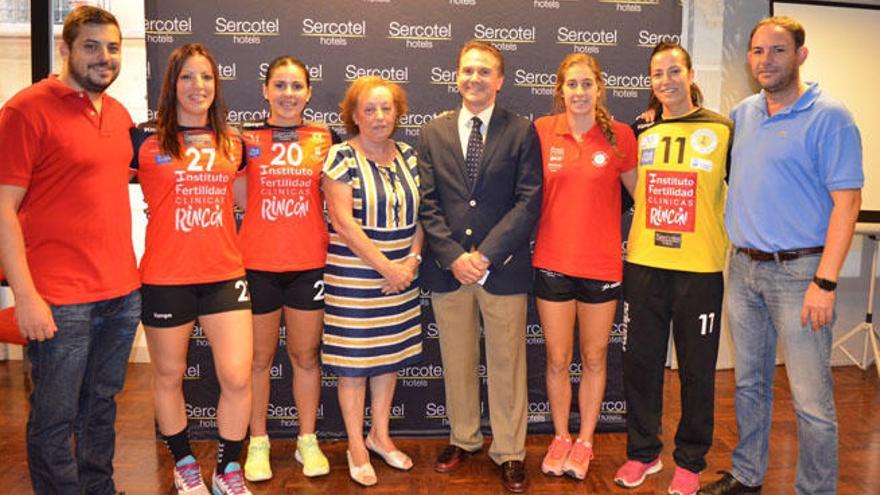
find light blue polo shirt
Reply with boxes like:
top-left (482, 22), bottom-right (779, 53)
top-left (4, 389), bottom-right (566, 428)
top-left (726, 83), bottom-right (863, 252)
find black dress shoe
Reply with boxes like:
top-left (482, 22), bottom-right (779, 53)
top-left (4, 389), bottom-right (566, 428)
top-left (500, 460), bottom-right (527, 493)
top-left (699, 471), bottom-right (762, 494)
top-left (434, 444), bottom-right (479, 473)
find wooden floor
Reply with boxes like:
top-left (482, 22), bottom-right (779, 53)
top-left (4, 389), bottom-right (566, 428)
top-left (1, 361), bottom-right (877, 495)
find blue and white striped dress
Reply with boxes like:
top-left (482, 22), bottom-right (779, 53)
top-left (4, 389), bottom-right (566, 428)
top-left (321, 141), bottom-right (423, 377)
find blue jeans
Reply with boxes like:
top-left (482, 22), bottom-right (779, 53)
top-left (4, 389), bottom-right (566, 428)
top-left (727, 251), bottom-right (837, 495)
top-left (26, 289), bottom-right (141, 495)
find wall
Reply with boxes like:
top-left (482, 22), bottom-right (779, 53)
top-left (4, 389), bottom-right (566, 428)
top-left (4, 0), bottom-right (878, 374)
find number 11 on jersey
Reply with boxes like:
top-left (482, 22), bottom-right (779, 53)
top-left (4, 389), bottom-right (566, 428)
top-left (698, 312), bottom-right (716, 335)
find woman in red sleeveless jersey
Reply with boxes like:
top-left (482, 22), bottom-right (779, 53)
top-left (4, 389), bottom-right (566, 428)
top-left (131, 44), bottom-right (253, 495)
top-left (236, 55), bottom-right (339, 483)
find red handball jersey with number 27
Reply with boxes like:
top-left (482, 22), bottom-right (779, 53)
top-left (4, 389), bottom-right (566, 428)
top-left (131, 125), bottom-right (246, 285)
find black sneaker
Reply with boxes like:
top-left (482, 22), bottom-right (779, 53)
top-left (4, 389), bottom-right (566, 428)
top-left (698, 471), bottom-right (762, 494)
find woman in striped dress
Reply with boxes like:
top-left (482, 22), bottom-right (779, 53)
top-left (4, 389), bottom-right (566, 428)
top-left (321, 76), bottom-right (423, 487)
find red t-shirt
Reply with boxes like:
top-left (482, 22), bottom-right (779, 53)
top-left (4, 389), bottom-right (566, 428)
top-left (132, 125), bottom-right (245, 285)
top-left (0, 76), bottom-right (140, 305)
top-left (532, 114), bottom-right (637, 282)
top-left (238, 122), bottom-right (337, 271)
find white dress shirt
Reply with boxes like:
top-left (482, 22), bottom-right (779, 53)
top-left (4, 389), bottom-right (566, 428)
top-left (457, 104), bottom-right (494, 160)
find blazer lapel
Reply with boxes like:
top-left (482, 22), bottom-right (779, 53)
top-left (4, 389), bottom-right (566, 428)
top-left (444, 108), bottom-right (471, 190)
top-left (474, 107), bottom-right (509, 190)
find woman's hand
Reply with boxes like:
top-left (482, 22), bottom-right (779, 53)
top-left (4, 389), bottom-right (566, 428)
top-left (639, 107), bottom-right (657, 124)
top-left (380, 259), bottom-right (415, 295)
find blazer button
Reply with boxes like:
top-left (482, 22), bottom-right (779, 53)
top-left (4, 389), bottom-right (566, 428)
top-left (469, 200), bottom-right (477, 207)
top-left (465, 228), bottom-right (473, 236)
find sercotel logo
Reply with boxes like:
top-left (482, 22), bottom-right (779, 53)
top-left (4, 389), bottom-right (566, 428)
top-left (345, 64), bottom-right (408, 83)
top-left (366, 403), bottom-right (405, 418)
top-left (474, 23), bottom-right (536, 51)
top-left (227, 108), bottom-right (271, 123)
top-left (259, 63), bottom-right (323, 82)
top-left (215, 16), bottom-right (279, 45)
top-left (183, 363), bottom-right (201, 379)
top-left (638, 30), bottom-right (681, 47)
top-left (215, 17), bottom-right (279, 34)
top-left (601, 400), bottom-right (627, 413)
top-left (388, 21), bottom-right (451, 49)
top-left (145, 16), bottom-right (192, 34)
top-left (430, 67), bottom-right (459, 93)
top-left (605, 0), bottom-right (659, 13)
top-left (217, 63), bottom-right (236, 80)
top-left (269, 363), bottom-right (283, 379)
top-left (514, 68), bottom-right (556, 96)
top-left (399, 111), bottom-right (441, 137)
top-left (557, 26), bottom-right (617, 54)
top-left (602, 71), bottom-right (651, 98)
top-left (397, 364), bottom-right (443, 378)
top-left (186, 403), bottom-right (217, 419)
top-left (303, 108), bottom-right (343, 127)
top-left (302, 18), bottom-right (366, 36)
top-left (145, 16), bottom-right (191, 44)
top-left (388, 21), bottom-right (451, 39)
top-left (302, 17), bottom-right (366, 46)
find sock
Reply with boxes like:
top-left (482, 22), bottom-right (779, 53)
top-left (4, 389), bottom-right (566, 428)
top-left (162, 426), bottom-right (193, 463)
top-left (216, 436), bottom-right (244, 473)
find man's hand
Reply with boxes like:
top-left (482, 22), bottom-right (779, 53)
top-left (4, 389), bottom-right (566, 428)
top-left (15, 293), bottom-right (57, 341)
top-left (450, 252), bottom-right (486, 285)
top-left (801, 282), bottom-right (835, 331)
top-left (471, 250), bottom-right (490, 271)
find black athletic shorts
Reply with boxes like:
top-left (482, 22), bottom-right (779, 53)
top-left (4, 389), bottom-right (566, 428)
top-left (141, 277), bottom-right (252, 327)
top-left (246, 268), bottom-right (325, 314)
top-left (533, 268), bottom-right (621, 303)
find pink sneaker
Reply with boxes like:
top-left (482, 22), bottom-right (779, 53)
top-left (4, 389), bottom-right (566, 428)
top-left (668, 466), bottom-right (700, 495)
top-left (173, 455), bottom-right (209, 495)
top-left (562, 439), bottom-right (593, 480)
top-left (540, 436), bottom-right (572, 476)
top-left (613, 457), bottom-right (663, 488)
top-left (212, 462), bottom-right (252, 494)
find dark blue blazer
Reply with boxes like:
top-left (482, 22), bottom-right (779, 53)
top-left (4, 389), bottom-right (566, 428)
top-left (417, 106), bottom-right (543, 295)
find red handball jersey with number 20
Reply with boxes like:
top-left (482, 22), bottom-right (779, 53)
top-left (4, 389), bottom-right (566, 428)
top-left (131, 124), bottom-right (246, 285)
top-left (238, 122), bottom-right (337, 272)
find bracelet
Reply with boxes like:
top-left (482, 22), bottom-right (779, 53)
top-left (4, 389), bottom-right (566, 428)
top-left (406, 252), bottom-right (423, 263)
top-left (812, 275), bottom-right (837, 292)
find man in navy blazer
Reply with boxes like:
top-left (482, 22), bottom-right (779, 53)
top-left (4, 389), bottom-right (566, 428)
top-left (418, 40), bottom-right (542, 493)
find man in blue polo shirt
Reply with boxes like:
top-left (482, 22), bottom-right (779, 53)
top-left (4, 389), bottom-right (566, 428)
top-left (699, 16), bottom-right (862, 495)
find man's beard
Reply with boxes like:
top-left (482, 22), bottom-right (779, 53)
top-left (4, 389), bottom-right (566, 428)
top-left (70, 62), bottom-right (119, 93)
top-left (760, 66), bottom-right (797, 94)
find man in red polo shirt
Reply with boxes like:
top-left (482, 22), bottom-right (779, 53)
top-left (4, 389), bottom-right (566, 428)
top-left (0, 6), bottom-right (140, 494)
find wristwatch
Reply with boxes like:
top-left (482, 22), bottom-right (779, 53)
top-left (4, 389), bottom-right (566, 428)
top-left (813, 276), bottom-right (837, 292)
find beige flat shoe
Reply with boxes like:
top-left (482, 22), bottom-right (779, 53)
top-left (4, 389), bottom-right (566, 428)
top-left (346, 450), bottom-right (377, 487)
top-left (365, 435), bottom-right (413, 471)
